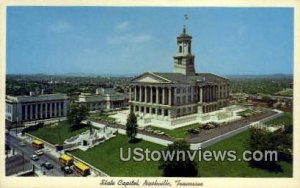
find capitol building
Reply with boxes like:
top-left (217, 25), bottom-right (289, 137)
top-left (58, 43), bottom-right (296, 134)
top-left (129, 27), bottom-right (230, 128)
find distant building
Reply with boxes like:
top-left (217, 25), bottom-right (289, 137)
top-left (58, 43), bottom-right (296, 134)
top-left (76, 88), bottom-right (128, 112)
top-left (129, 26), bottom-right (230, 127)
top-left (5, 92), bottom-right (68, 123)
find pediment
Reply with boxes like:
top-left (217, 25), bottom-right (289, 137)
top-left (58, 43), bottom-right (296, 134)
top-left (132, 72), bottom-right (171, 83)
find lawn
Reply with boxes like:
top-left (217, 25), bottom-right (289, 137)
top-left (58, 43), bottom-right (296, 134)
top-left (237, 109), bottom-right (255, 117)
top-left (149, 123), bottom-right (203, 138)
top-left (276, 88), bottom-right (293, 97)
top-left (265, 112), bottom-right (293, 126)
top-left (70, 131), bottom-right (292, 177)
top-left (70, 134), bottom-right (165, 177)
top-left (89, 113), bottom-right (116, 122)
top-left (199, 130), bottom-right (292, 177)
top-left (26, 120), bottom-right (90, 145)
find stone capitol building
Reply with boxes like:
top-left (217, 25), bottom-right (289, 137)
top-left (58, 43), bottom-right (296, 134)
top-left (129, 26), bottom-right (230, 128)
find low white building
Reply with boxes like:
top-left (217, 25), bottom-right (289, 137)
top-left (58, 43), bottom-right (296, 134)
top-left (5, 92), bottom-right (68, 123)
top-left (76, 88), bottom-right (128, 112)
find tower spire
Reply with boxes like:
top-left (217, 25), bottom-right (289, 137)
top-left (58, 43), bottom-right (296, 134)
top-left (173, 15), bottom-right (195, 76)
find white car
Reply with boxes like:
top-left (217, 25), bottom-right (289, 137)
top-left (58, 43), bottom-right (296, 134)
top-left (31, 155), bottom-right (39, 161)
top-left (34, 149), bottom-right (44, 156)
top-left (18, 142), bottom-right (26, 147)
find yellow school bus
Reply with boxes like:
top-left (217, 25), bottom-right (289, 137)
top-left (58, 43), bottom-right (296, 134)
top-left (73, 162), bottom-right (90, 176)
top-left (32, 139), bottom-right (44, 149)
top-left (59, 154), bottom-right (74, 166)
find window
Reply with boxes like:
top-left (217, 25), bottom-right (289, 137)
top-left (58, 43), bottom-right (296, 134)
top-left (176, 97), bottom-right (180, 104)
top-left (179, 45), bottom-right (182, 53)
top-left (176, 88), bottom-right (180, 94)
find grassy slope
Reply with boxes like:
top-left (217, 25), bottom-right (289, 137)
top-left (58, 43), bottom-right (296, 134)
top-left (28, 121), bottom-right (90, 144)
top-left (71, 135), bottom-right (165, 177)
top-left (265, 112), bottom-right (293, 126)
top-left (150, 123), bottom-right (202, 138)
top-left (71, 131), bottom-right (292, 177)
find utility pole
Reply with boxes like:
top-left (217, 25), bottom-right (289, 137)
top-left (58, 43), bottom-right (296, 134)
top-left (22, 152), bottom-right (25, 171)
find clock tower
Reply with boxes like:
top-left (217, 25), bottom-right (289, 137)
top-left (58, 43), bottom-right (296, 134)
top-left (173, 26), bottom-right (196, 76)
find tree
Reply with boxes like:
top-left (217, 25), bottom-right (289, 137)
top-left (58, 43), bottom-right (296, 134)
top-left (125, 110), bottom-right (138, 142)
top-left (247, 127), bottom-right (285, 171)
top-left (159, 140), bottom-right (198, 177)
top-left (67, 103), bottom-right (89, 129)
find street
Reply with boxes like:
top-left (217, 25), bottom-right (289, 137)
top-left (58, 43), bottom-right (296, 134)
top-left (5, 132), bottom-right (80, 177)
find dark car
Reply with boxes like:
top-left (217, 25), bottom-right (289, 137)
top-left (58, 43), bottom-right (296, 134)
top-left (41, 162), bottom-right (54, 170)
top-left (60, 166), bottom-right (73, 174)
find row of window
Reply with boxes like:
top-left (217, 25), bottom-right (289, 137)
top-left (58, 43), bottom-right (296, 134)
top-left (6, 104), bottom-right (12, 113)
top-left (176, 106), bottom-right (197, 117)
top-left (21, 102), bottom-right (65, 121)
top-left (176, 87), bottom-right (193, 94)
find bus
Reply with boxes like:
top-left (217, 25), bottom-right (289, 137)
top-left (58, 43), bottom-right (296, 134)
top-left (32, 139), bottom-right (44, 149)
top-left (59, 154), bottom-right (74, 166)
top-left (73, 162), bottom-right (90, 176)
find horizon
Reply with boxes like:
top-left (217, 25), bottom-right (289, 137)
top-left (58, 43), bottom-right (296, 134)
top-left (7, 7), bottom-right (294, 75)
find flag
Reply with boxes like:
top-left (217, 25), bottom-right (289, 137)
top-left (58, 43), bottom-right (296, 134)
top-left (184, 14), bottom-right (189, 20)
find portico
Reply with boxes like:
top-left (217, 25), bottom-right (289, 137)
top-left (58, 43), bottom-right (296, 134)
top-left (129, 26), bottom-right (230, 128)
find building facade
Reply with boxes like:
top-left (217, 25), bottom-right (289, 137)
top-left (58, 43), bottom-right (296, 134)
top-left (5, 93), bottom-right (69, 123)
top-left (76, 88), bottom-right (128, 112)
top-left (129, 27), bottom-right (230, 128)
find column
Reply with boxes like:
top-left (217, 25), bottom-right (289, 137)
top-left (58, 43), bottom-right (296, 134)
top-left (168, 88), bottom-right (172, 105)
top-left (134, 86), bottom-right (137, 101)
top-left (210, 86), bottom-right (212, 102)
top-left (145, 87), bottom-right (148, 103)
top-left (139, 86), bottom-right (142, 102)
top-left (150, 86), bottom-right (153, 103)
top-left (200, 87), bottom-right (203, 103)
top-left (45, 103), bottom-right (48, 119)
top-left (49, 102), bottom-right (52, 118)
top-left (156, 87), bottom-right (159, 104)
top-left (29, 104), bottom-right (32, 120)
top-left (54, 103), bottom-right (57, 117)
top-left (58, 102), bottom-right (61, 117)
top-left (39, 104), bottom-right (43, 119)
top-left (162, 87), bottom-right (165, 105)
top-left (129, 87), bottom-right (132, 101)
top-left (35, 104), bottom-right (38, 119)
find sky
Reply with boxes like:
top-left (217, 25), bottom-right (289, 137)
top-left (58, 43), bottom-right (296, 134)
top-left (7, 7), bottom-right (294, 76)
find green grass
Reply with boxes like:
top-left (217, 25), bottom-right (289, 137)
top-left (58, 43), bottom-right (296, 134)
top-left (70, 130), bottom-right (292, 177)
top-left (89, 113), bottom-right (116, 122)
top-left (276, 88), bottom-right (293, 97)
top-left (70, 135), bottom-right (165, 177)
top-left (27, 121), bottom-right (90, 145)
top-left (149, 123), bottom-right (203, 138)
top-left (265, 112), bottom-right (293, 126)
top-left (199, 130), bottom-right (292, 177)
top-left (237, 109), bottom-right (255, 117)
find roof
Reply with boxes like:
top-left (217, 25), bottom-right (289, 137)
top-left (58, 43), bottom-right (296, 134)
top-left (32, 139), bottom-right (43, 145)
top-left (153, 72), bottom-right (229, 84)
top-left (60, 154), bottom-right (73, 161)
top-left (6, 93), bottom-right (68, 103)
top-left (74, 162), bottom-right (90, 171)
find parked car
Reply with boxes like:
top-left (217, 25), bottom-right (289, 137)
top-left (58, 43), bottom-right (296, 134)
top-left (41, 162), bottom-right (54, 170)
top-left (34, 149), bottom-right (44, 156)
top-left (60, 166), bottom-right (73, 174)
top-left (30, 154), bottom-right (39, 161)
top-left (19, 142), bottom-right (26, 147)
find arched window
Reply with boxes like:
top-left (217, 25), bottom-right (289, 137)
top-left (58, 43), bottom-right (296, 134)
top-left (179, 45), bottom-right (182, 53)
